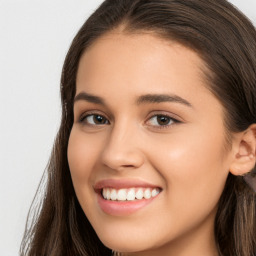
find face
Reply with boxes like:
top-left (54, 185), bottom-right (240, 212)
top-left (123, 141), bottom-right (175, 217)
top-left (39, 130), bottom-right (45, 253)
top-left (68, 32), bottom-right (233, 255)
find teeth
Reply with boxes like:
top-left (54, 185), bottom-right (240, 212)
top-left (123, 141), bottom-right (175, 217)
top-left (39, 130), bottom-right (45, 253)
top-left (103, 188), bottom-right (107, 199)
top-left (110, 189), bottom-right (117, 200)
top-left (127, 188), bottom-right (135, 201)
top-left (135, 188), bottom-right (143, 200)
top-left (102, 187), bottom-right (160, 201)
top-left (106, 189), bottom-right (111, 200)
top-left (152, 188), bottom-right (158, 197)
top-left (144, 188), bottom-right (151, 199)
top-left (117, 189), bottom-right (127, 201)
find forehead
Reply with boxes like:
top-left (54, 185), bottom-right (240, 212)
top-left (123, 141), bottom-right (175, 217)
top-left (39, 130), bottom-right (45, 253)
top-left (76, 32), bottom-right (209, 96)
top-left (75, 31), bottom-right (228, 143)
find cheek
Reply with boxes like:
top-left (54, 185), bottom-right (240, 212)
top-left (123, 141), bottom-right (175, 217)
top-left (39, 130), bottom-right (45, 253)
top-left (67, 128), bottom-right (103, 207)
top-left (147, 124), bottom-right (230, 212)
top-left (68, 128), bottom-right (102, 178)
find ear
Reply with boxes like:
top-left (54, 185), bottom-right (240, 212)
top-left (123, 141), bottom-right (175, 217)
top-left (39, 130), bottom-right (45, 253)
top-left (229, 124), bottom-right (256, 176)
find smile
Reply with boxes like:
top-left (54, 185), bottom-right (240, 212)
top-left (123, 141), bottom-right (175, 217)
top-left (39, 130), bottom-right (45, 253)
top-left (102, 187), bottom-right (160, 201)
top-left (94, 179), bottom-right (162, 216)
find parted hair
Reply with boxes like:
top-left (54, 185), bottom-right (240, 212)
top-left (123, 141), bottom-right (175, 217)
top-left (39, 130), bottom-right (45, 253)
top-left (20, 0), bottom-right (256, 255)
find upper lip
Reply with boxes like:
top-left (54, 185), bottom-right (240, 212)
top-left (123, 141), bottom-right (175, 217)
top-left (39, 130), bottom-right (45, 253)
top-left (94, 179), bottom-right (161, 190)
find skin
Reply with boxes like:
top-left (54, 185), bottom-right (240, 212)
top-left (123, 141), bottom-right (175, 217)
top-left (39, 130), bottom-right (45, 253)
top-left (68, 32), bottom-right (238, 256)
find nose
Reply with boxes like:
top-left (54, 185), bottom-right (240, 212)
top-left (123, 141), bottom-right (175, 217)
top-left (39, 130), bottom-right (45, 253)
top-left (100, 122), bottom-right (145, 171)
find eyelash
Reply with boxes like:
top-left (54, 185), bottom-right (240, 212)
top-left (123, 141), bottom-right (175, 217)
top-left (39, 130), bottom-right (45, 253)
top-left (147, 115), bottom-right (180, 129)
top-left (79, 111), bottom-right (181, 129)
top-left (79, 113), bottom-right (110, 126)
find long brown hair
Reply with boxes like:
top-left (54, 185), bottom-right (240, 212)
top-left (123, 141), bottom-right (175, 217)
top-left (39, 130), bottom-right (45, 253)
top-left (20, 0), bottom-right (256, 255)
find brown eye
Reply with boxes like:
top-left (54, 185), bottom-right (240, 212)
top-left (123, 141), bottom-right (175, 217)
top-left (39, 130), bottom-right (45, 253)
top-left (80, 114), bottom-right (109, 125)
top-left (146, 114), bottom-right (180, 129)
top-left (93, 115), bottom-right (107, 124)
top-left (157, 116), bottom-right (172, 125)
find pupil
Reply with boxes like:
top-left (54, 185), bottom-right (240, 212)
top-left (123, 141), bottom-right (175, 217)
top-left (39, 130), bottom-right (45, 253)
top-left (94, 115), bottom-right (105, 124)
top-left (157, 116), bottom-right (169, 125)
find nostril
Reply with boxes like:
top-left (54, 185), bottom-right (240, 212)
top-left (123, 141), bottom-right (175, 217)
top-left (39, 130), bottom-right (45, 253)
top-left (101, 144), bottom-right (145, 171)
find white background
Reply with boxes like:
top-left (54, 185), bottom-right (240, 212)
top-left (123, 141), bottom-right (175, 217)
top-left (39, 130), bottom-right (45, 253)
top-left (0, 1), bottom-right (255, 255)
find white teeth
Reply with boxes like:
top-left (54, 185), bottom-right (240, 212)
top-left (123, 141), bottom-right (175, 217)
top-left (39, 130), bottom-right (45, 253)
top-left (102, 187), bottom-right (160, 201)
top-left (152, 188), bottom-right (159, 197)
top-left (127, 188), bottom-right (136, 201)
top-left (110, 189), bottom-right (117, 200)
top-left (135, 188), bottom-right (144, 200)
top-left (103, 188), bottom-right (107, 199)
top-left (144, 188), bottom-right (151, 199)
top-left (117, 189), bottom-right (127, 201)
top-left (106, 189), bottom-right (111, 200)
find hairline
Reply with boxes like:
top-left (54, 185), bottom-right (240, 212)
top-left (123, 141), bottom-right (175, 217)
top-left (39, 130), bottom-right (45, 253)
top-left (79, 24), bottom-right (234, 152)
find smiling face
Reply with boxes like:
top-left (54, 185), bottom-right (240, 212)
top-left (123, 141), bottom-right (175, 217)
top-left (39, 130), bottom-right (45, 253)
top-left (67, 32), bottom-right (234, 255)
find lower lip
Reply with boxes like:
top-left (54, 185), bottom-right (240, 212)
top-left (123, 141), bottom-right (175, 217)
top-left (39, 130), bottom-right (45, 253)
top-left (97, 192), bottom-right (160, 216)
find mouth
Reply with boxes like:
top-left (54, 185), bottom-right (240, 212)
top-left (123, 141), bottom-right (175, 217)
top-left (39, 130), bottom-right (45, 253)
top-left (101, 187), bottom-right (161, 201)
top-left (94, 179), bottom-right (162, 216)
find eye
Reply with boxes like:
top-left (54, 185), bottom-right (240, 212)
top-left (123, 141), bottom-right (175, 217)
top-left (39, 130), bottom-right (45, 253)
top-left (79, 114), bottom-right (110, 125)
top-left (146, 114), bottom-right (180, 128)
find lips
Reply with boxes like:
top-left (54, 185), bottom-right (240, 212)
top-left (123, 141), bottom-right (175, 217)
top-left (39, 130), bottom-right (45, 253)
top-left (94, 179), bottom-right (162, 216)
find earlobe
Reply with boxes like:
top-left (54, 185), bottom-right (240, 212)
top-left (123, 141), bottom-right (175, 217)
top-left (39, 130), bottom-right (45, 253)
top-left (229, 124), bottom-right (256, 176)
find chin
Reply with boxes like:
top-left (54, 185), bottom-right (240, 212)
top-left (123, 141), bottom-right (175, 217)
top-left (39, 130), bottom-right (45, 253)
top-left (95, 226), bottom-right (165, 254)
top-left (100, 238), bottom-right (149, 254)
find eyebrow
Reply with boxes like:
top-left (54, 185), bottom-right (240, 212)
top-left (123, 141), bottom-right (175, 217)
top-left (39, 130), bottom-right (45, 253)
top-left (74, 92), bottom-right (192, 108)
top-left (136, 94), bottom-right (192, 107)
top-left (74, 92), bottom-right (105, 105)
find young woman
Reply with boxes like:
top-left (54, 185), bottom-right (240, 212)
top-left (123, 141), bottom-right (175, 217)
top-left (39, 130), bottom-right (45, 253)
top-left (20, 0), bottom-right (256, 255)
